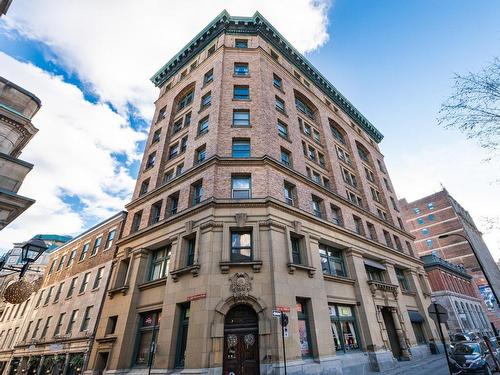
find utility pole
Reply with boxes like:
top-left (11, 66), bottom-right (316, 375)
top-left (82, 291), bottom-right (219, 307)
top-left (280, 312), bottom-right (288, 375)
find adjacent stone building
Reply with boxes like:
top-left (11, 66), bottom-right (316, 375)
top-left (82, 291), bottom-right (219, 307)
top-left (422, 254), bottom-right (492, 337)
top-left (400, 189), bottom-right (500, 329)
top-left (0, 212), bottom-right (125, 375)
top-left (0, 77), bottom-right (41, 230)
top-left (88, 11), bottom-right (439, 375)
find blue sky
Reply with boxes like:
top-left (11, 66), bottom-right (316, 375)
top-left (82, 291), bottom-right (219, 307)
top-left (0, 0), bottom-right (498, 257)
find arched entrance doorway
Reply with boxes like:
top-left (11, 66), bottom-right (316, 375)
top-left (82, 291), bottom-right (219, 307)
top-left (223, 304), bottom-right (260, 375)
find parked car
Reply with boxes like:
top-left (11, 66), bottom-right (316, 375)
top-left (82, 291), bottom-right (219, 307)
top-left (450, 341), bottom-right (495, 374)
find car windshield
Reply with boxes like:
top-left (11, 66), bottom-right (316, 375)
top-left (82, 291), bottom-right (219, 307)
top-left (453, 343), bottom-right (480, 355)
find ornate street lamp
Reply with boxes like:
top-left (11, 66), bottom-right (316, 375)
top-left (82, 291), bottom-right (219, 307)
top-left (21, 236), bottom-right (48, 263)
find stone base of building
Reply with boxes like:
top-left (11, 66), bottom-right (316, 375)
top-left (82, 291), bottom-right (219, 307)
top-left (100, 347), bottom-right (437, 375)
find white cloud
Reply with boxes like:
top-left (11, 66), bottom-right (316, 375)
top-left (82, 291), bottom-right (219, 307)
top-left (388, 140), bottom-right (500, 260)
top-left (0, 53), bottom-right (145, 251)
top-left (3, 0), bottom-right (331, 119)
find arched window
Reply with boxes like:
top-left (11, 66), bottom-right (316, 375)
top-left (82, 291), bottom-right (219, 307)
top-left (294, 90), bottom-right (317, 120)
top-left (174, 82), bottom-right (196, 113)
top-left (329, 118), bottom-right (347, 145)
top-left (356, 141), bottom-right (371, 164)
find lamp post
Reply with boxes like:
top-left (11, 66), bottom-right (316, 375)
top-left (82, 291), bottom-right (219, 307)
top-left (438, 233), bottom-right (499, 306)
top-left (0, 236), bottom-right (48, 278)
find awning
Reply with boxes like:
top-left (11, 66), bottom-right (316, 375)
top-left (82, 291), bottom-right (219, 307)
top-left (408, 310), bottom-right (425, 323)
top-left (363, 258), bottom-right (386, 270)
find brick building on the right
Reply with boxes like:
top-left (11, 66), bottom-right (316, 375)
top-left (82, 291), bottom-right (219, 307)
top-left (400, 188), bottom-right (500, 330)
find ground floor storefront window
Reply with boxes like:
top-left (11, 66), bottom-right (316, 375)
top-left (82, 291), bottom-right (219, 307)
top-left (297, 299), bottom-right (313, 358)
top-left (175, 303), bottom-right (190, 368)
top-left (329, 304), bottom-right (361, 353)
top-left (408, 310), bottom-right (427, 345)
top-left (134, 310), bottom-right (161, 367)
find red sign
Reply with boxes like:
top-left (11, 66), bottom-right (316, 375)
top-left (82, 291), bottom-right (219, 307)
top-left (187, 293), bottom-right (207, 301)
top-left (276, 306), bottom-right (290, 312)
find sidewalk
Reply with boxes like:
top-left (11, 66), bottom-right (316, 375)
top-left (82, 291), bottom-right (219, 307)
top-left (376, 354), bottom-right (449, 375)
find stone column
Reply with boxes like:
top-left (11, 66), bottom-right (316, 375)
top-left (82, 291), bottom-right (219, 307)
top-left (61, 354), bottom-right (70, 375)
top-left (390, 307), bottom-right (411, 359)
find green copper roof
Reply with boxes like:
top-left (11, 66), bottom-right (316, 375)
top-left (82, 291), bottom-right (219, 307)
top-left (151, 10), bottom-right (384, 143)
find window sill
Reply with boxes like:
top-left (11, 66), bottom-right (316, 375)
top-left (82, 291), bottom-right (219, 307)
top-left (91, 287), bottom-right (100, 293)
top-left (232, 98), bottom-right (251, 102)
top-left (275, 108), bottom-right (288, 117)
top-left (233, 74), bottom-right (251, 78)
top-left (107, 285), bottom-right (129, 299)
top-left (138, 277), bottom-right (167, 291)
top-left (323, 274), bottom-right (356, 285)
top-left (170, 264), bottom-right (201, 282)
top-left (201, 81), bottom-right (213, 89)
top-left (198, 105), bottom-right (211, 114)
top-left (195, 131), bottom-right (209, 140)
top-left (274, 85), bottom-right (285, 94)
top-left (96, 335), bottom-right (117, 344)
top-left (219, 260), bottom-right (262, 274)
top-left (278, 134), bottom-right (292, 143)
top-left (232, 125), bottom-right (252, 128)
top-left (287, 263), bottom-right (315, 278)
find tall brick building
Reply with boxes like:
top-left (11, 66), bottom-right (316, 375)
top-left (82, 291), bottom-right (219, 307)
top-left (87, 11), bottom-right (439, 375)
top-left (400, 189), bottom-right (500, 329)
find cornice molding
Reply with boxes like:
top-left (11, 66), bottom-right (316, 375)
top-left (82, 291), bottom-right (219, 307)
top-left (150, 10), bottom-right (383, 143)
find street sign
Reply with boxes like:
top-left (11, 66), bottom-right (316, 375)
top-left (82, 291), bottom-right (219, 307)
top-left (283, 327), bottom-right (289, 338)
top-left (428, 302), bottom-right (449, 323)
top-left (272, 310), bottom-right (281, 318)
top-left (276, 306), bottom-right (290, 312)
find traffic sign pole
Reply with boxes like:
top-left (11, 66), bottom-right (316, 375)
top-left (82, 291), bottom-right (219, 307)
top-left (280, 312), bottom-right (287, 375)
top-left (433, 303), bottom-right (453, 375)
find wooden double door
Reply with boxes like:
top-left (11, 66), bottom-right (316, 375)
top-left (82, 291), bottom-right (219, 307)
top-left (223, 305), bottom-right (260, 375)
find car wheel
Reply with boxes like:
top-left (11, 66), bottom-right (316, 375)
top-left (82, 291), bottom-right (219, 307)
top-left (484, 364), bottom-right (492, 375)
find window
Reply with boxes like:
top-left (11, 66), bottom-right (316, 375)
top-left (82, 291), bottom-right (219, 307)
top-left (23, 322), bottom-right (33, 341)
top-left (336, 146), bottom-right (351, 165)
top-left (134, 311), bottom-right (162, 367)
top-left (397, 217), bottom-right (404, 230)
top-left (428, 202), bottom-right (434, 210)
top-left (417, 217), bottom-right (424, 225)
top-left (365, 265), bottom-right (385, 282)
top-left (353, 216), bottom-right (364, 236)
top-left (186, 237), bottom-right (196, 266)
top-left (234, 63), bottom-right (249, 76)
top-left (284, 182), bottom-right (296, 206)
top-left (290, 235), bottom-right (302, 264)
top-left (66, 310), bottom-right (78, 334)
top-left (233, 109), bottom-right (250, 126)
top-left (277, 120), bottom-right (288, 138)
top-left (232, 139), bottom-right (250, 158)
top-left (311, 171), bottom-right (321, 184)
top-left (167, 193), bottom-right (179, 216)
top-left (156, 106), bottom-right (166, 123)
top-left (411, 320), bottom-right (427, 344)
top-left (53, 282), bottom-right (64, 303)
top-left (308, 146), bottom-right (316, 161)
top-left (330, 120), bottom-right (346, 144)
top-left (54, 313), bottom-right (65, 336)
top-left (80, 272), bottom-right (90, 293)
top-left (390, 197), bottom-right (398, 211)
top-left (131, 211), bottom-right (143, 233)
top-left (422, 228), bottom-right (429, 235)
top-left (377, 208), bottom-right (388, 221)
top-left (295, 97), bottom-right (314, 119)
top-left (275, 96), bottom-right (285, 112)
top-left (149, 246), bottom-right (171, 281)
top-left (296, 299), bottom-right (312, 358)
top-left (173, 118), bottom-right (183, 134)
top-left (93, 267), bottom-right (104, 289)
top-left (232, 176), bottom-right (251, 199)
top-left (383, 230), bottom-right (393, 248)
top-left (377, 159), bottom-right (386, 173)
top-left (200, 92), bottom-right (211, 109)
top-left (203, 69), bottom-right (213, 84)
top-left (67, 277), bottom-right (77, 298)
top-left (32, 319), bottom-right (42, 339)
top-left (168, 143), bottom-right (179, 160)
top-left (330, 204), bottom-right (343, 226)
top-left (207, 45), bottom-right (215, 56)
top-left (413, 207), bottom-right (420, 214)
top-left (44, 286), bottom-right (54, 305)
top-left (191, 182), bottom-right (203, 206)
top-left (35, 291), bottom-right (44, 308)
top-left (177, 90), bottom-right (194, 112)
top-left (91, 237), bottom-right (102, 256)
top-left (175, 305), bottom-right (190, 368)
top-left (313, 130), bottom-right (321, 144)
top-left (176, 163), bottom-right (184, 176)
top-left (318, 153), bottom-right (325, 167)
top-left (371, 187), bottom-right (381, 203)
top-left (164, 169), bottom-right (174, 183)
top-left (329, 304), bottom-right (361, 353)
top-left (152, 129), bottom-right (161, 144)
top-left (395, 268), bottom-right (410, 291)
top-left (428, 214), bottom-right (435, 221)
top-left (80, 306), bottom-right (93, 332)
top-left (48, 259), bottom-right (57, 274)
top-left (311, 196), bottom-right (323, 218)
top-left (303, 123), bottom-right (312, 136)
top-left (106, 316), bottom-right (118, 335)
top-left (145, 152), bottom-right (156, 169)
top-left (273, 74), bottom-right (282, 89)
top-left (426, 239), bottom-right (433, 249)
top-left (56, 255), bottom-right (66, 271)
top-left (139, 179), bottom-right (150, 196)
top-left (405, 241), bottom-right (413, 253)
top-left (184, 112), bottom-right (191, 126)
top-left (365, 222), bottom-right (377, 240)
top-left (231, 231), bottom-right (252, 262)
top-left (342, 168), bottom-right (357, 188)
top-left (357, 146), bottom-right (369, 162)
top-left (235, 39), bottom-right (248, 48)
top-left (195, 145), bottom-right (206, 164)
top-left (79, 243), bottom-right (90, 261)
top-left (233, 85), bottom-right (249, 100)
top-left (319, 244), bottom-right (346, 277)
top-left (346, 190), bottom-right (363, 207)
top-left (280, 148), bottom-right (291, 166)
top-left (198, 116), bottom-right (209, 135)
top-left (180, 136), bottom-right (188, 153)
top-left (105, 229), bottom-right (116, 250)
